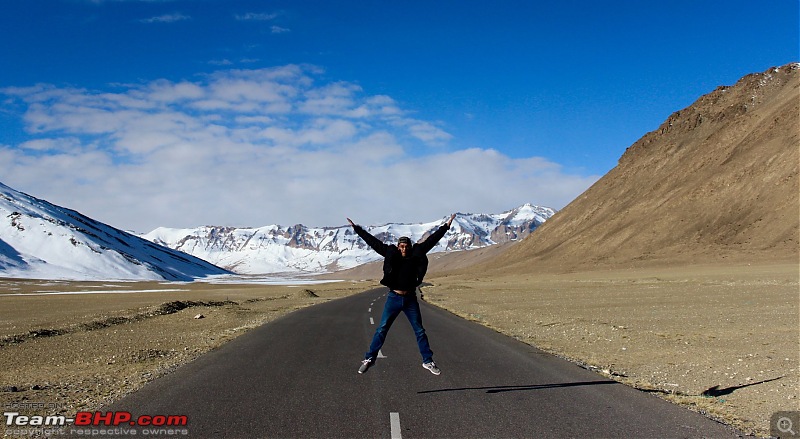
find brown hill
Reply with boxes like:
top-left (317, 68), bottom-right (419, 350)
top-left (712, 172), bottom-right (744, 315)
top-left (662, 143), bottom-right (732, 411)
top-left (480, 63), bottom-right (799, 274)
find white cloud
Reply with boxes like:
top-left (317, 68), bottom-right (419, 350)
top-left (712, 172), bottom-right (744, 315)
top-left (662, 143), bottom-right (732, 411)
top-left (139, 13), bottom-right (190, 23)
top-left (405, 120), bottom-right (453, 145)
top-left (141, 80), bottom-right (205, 103)
top-left (85, 0), bottom-right (182, 3)
top-left (19, 138), bottom-right (82, 153)
top-left (235, 12), bottom-right (278, 21)
top-left (0, 65), bottom-right (598, 232)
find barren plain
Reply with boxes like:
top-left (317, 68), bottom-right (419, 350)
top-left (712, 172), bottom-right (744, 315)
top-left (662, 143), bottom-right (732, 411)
top-left (424, 261), bottom-right (799, 437)
top-left (2, 260), bottom-right (797, 437)
top-left (0, 279), bottom-right (373, 437)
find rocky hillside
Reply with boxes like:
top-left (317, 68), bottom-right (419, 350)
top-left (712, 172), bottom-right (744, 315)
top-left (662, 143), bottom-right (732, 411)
top-left (482, 63), bottom-right (799, 273)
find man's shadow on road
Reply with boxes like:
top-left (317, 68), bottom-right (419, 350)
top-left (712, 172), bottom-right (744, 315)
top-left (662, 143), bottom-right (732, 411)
top-left (417, 380), bottom-right (618, 394)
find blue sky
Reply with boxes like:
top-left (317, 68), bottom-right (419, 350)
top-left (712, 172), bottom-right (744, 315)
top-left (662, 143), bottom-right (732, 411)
top-left (1, 0), bottom-right (797, 232)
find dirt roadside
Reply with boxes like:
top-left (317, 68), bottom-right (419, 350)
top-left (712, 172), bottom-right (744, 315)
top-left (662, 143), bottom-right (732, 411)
top-left (423, 261), bottom-right (799, 437)
top-left (0, 262), bottom-right (797, 437)
top-left (0, 279), bottom-right (374, 437)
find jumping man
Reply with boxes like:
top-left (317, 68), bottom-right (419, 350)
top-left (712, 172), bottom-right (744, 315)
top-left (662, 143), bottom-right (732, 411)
top-left (347, 214), bottom-right (456, 375)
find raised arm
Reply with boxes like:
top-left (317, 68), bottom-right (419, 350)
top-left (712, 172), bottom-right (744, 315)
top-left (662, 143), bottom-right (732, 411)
top-left (347, 218), bottom-right (391, 257)
top-left (416, 214), bottom-right (456, 254)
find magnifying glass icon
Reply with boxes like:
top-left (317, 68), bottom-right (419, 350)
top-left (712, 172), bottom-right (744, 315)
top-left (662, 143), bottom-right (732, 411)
top-left (778, 416), bottom-right (797, 435)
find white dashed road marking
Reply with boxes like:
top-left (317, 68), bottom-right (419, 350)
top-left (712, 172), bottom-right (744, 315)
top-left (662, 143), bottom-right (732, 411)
top-left (370, 317), bottom-right (375, 325)
top-left (390, 412), bottom-right (402, 439)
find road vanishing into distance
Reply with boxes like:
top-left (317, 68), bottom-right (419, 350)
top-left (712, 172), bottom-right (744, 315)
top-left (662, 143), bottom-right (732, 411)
top-left (105, 288), bottom-right (742, 438)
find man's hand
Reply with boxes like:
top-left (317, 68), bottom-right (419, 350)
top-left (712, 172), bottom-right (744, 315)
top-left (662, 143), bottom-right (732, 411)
top-left (446, 214), bottom-right (456, 227)
top-left (347, 218), bottom-right (356, 228)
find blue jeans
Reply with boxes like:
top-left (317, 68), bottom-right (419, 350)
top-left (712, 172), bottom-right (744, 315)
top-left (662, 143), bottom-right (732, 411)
top-left (365, 290), bottom-right (434, 363)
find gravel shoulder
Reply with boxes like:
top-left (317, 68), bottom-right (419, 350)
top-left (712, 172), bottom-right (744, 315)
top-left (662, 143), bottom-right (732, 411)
top-left (423, 261), bottom-right (799, 437)
top-left (1, 261), bottom-right (797, 437)
top-left (0, 279), bottom-right (374, 436)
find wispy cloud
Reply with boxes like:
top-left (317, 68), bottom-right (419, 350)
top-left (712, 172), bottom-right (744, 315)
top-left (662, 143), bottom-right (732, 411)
top-left (86, 0), bottom-right (181, 3)
top-left (404, 120), bottom-right (453, 145)
top-left (1, 65), bottom-right (597, 232)
top-left (235, 12), bottom-right (278, 21)
top-left (139, 13), bottom-right (190, 23)
top-left (232, 12), bottom-right (289, 33)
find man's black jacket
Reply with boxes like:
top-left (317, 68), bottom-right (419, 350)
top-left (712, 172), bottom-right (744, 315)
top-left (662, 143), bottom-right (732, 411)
top-left (352, 223), bottom-right (451, 290)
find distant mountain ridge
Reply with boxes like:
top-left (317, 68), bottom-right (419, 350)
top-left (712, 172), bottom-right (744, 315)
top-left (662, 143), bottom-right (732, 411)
top-left (0, 178), bottom-right (554, 280)
top-left (143, 204), bottom-right (555, 275)
top-left (0, 182), bottom-right (231, 281)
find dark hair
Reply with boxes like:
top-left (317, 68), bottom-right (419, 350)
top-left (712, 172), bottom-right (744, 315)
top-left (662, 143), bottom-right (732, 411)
top-left (398, 236), bottom-right (411, 245)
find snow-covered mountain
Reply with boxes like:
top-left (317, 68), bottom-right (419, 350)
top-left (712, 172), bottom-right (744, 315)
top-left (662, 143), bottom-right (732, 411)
top-left (143, 204), bottom-right (555, 275)
top-left (0, 182), bottom-right (231, 281)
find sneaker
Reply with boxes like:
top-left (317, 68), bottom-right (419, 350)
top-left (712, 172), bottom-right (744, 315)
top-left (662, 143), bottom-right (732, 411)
top-left (422, 361), bottom-right (441, 375)
top-left (358, 358), bottom-right (373, 374)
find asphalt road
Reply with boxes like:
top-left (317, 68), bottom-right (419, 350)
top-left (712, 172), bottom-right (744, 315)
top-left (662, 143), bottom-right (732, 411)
top-left (102, 288), bottom-right (743, 438)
